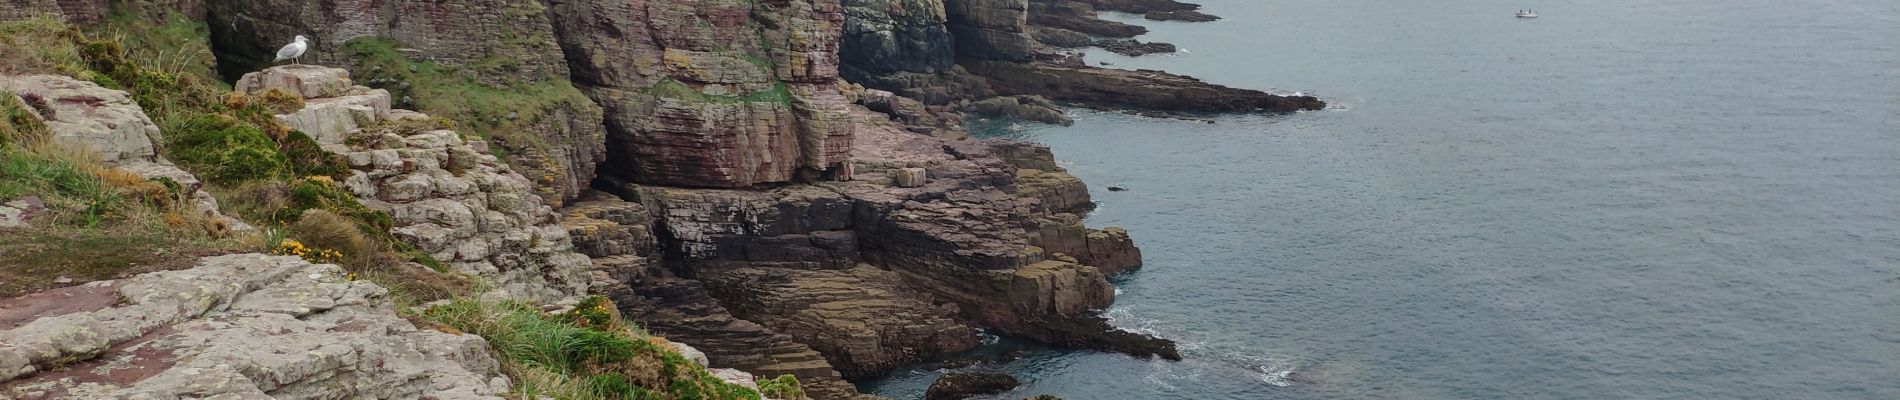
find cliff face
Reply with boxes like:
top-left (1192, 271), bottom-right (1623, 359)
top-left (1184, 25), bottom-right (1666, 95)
top-left (545, 0), bottom-right (853, 188)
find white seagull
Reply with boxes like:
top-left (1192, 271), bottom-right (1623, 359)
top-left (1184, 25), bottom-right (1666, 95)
top-left (274, 35), bottom-right (308, 65)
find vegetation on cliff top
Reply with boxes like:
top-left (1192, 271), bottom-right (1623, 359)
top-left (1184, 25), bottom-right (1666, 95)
top-left (340, 37), bottom-right (592, 195)
top-left (426, 296), bottom-right (794, 400)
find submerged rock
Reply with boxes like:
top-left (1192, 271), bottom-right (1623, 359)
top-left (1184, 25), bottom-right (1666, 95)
top-left (925, 372), bottom-right (1021, 400)
top-left (1145, 9), bottom-right (1220, 22)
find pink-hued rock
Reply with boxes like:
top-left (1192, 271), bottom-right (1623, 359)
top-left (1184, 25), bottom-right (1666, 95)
top-left (547, 0), bottom-right (854, 188)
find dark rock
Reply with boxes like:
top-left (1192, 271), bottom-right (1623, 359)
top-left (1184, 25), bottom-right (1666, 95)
top-left (965, 61), bottom-right (1327, 113)
top-left (1031, 27), bottom-right (1093, 48)
top-left (946, 0), bottom-right (1038, 62)
top-left (1071, 0), bottom-right (1201, 13)
top-left (841, 0), bottom-right (959, 75)
top-left (1145, 9), bottom-right (1220, 22)
top-left (1027, 0), bottom-right (1147, 38)
top-left (1107, 186), bottom-right (1127, 191)
top-left (965, 95), bottom-right (1074, 125)
top-left (925, 372), bottom-right (1021, 400)
top-left (1093, 38), bottom-right (1177, 57)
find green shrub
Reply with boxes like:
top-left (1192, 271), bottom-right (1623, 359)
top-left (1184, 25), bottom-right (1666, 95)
top-left (759, 375), bottom-right (809, 400)
top-left (163, 113), bottom-right (288, 183)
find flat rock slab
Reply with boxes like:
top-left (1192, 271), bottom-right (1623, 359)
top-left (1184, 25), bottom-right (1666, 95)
top-left (0, 253), bottom-right (509, 399)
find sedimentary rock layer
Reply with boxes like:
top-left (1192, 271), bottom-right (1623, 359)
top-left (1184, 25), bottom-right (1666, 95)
top-left (546, 0), bottom-right (854, 188)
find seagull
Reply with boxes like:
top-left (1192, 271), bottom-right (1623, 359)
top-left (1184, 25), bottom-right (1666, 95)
top-left (274, 35), bottom-right (308, 65)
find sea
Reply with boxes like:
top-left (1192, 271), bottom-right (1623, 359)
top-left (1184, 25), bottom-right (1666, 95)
top-left (862, 0), bottom-right (1900, 399)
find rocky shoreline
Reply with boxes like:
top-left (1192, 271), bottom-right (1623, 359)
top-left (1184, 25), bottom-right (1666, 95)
top-left (1, 0), bottom-right (1319, 398)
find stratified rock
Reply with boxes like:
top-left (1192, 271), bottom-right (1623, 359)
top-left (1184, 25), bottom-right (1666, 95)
top-left (0, 254), bottom-right (509, 399)
top-left (697, 265), bottom-right (981, 378)
top-left (924, 372), bottom-right (1020, 400)
top-left (839, 112), bottom-right (1172, 360)
top-left (605, 277), bottom-right (873, 400)
top-left (1145, 9), bottom-right (1219, 22)
top-left (243, 66), bottom-right (592, 303)
top-left (965, 61), bottom-right (1327, 112)
top-left (546, 0), bottom-right (854, 188)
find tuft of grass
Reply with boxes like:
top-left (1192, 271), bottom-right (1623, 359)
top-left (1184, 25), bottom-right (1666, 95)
top-left (423, 297), bottom-right (776, 400)
top-left (758, 375), bottom-right (809, 400)
top-left (290, 208), bottom-right (374, 268)
top-left (0, 17), bottom-right (87, 76)
top-left (94, 6), bottom-right (218, 79)
top-left (163, 113), bottom-right (290, 183)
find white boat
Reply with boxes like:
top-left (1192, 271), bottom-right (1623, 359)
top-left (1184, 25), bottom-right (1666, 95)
top-left (1516, 10), bottom-right (1538, 18)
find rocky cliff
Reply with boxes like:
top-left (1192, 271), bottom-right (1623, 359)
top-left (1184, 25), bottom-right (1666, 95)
top-left (0, 0), bottom-right (1329, 397)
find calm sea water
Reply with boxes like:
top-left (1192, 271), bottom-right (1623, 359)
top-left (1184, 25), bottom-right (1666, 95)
top-left (863, 0), bottom-right (1900, 398)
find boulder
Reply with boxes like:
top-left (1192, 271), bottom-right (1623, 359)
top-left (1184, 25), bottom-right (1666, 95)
top-left (0, 75), bottom-right (161, 166)
top-left (896, 167), bottom-right (930, 187)
top-left (234, 64), bottom-right (355, 99)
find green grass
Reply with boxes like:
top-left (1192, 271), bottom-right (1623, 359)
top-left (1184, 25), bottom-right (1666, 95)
top-left (424, 297), bottom-right (781, 400)
top-left (340, 37), bottom-right (586, 166)
top-left (645, 79), bottom-right (791, 106)
top-left (95, 7), bottom-right (219, 79)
